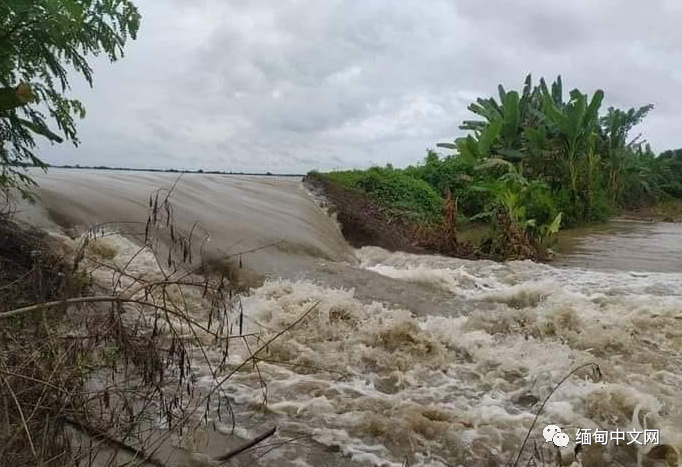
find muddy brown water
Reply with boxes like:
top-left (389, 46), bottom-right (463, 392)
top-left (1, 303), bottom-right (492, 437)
top-left (15, 169), bottom-right (682, 467)
top-left (555, 219), bottom-right (682, 273)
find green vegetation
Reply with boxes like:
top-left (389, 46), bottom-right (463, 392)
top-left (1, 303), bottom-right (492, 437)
top-left (658, 148), bottom-right (682, 198)
top-left (0, 0), bottom-right (141, 198)
top-left (315, 75), bottom-right (682, 259)
top-left (326, 166), bottom-right (444, 223)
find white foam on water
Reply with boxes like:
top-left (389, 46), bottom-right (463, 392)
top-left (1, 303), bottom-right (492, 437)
top-left (74, 234), bottom-right (682, 466)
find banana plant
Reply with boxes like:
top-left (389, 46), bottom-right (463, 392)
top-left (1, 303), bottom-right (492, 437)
top-left (458, 90), bottom-right (523, 151)
top-left (441, 119), bottom-right (503, 159)
top-left (538, 76), bottom-right (564, 107)
top-left (540, 86), bottom-right (604, 219)
top-left (449, 75), bottom-right (556, 166)
top-left (467, 172), bottom-right (529, 223)
top-left (534, 212), bottom-right (563, 251)
top-left (468, 172), bottom-right (563, 256)
top-left (599, 105), bottom-right (654, 203)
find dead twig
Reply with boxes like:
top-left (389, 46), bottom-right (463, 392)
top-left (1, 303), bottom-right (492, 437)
top-left (216, 426), bottom-right (277, 461)
top-left (64, 418), bottom-right (168, 467)
top-left (509, 362), bottom-right (601, 467)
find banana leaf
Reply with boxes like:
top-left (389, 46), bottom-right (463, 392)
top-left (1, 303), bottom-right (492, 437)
top-left (478, 119), bottom-right (502, 157)
top-left (497, 148), bottom-right (525, 162)
top-left (546, 213), bottom-right (563, 235)
top-left (500, 91), bottom-right (520, 144)
top-left (475, 158), bottom-right (513, 171)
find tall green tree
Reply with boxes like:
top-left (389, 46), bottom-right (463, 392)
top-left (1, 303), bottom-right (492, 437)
top-left (0, 0), bottom-right (141, 197)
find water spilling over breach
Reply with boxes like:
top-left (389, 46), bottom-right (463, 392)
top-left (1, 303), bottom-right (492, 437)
top-left (17, 169), bottom-right (682, 467)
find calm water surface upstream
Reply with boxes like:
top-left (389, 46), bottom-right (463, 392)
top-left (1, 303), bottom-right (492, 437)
top-left (555, 219), bottom-right (682, 273)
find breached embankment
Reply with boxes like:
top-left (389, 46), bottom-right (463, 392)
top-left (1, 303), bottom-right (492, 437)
top-left (303, 171), bottom-right (479, 260)
top-left (20, 168), bottom-right (355, 277)
top-left (303, 171), bottom-right (424, 253)
top-left (10, 168), bottom-right (682, 467)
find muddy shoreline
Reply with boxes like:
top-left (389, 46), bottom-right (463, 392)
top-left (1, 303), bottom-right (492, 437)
top-left (303, 172), bottom-right (426, 253)
top-left (621, 199), bottom-right (682, 223)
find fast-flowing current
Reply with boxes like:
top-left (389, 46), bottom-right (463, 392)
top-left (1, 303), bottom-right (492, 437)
top-left (17, 169), bottom-right (682, 467)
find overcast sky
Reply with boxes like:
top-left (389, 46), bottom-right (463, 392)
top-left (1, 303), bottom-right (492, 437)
top-left (41, 0), bottom-right (682, 173)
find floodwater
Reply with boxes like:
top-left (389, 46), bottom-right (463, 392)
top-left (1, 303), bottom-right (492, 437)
top-left (16, 169), bottom-right (682, 467)
top-left (19, 169), bottom-right (354, 276)
top-left (554, 220), bottom-right (682, 273)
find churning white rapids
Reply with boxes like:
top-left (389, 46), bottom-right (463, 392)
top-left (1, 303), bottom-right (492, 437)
top-left (17, 169), bottom-right (682, 467)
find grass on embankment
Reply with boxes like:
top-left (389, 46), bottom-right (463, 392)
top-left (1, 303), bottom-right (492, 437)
top-left (307, 165), bottom-right (682, 262)
top-left (305, 170), bottom-right (482, 260)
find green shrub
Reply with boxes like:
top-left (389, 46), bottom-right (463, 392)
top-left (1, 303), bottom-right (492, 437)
top-left (520, 183), bottom-right (559, 227)
top-left (405, 152), bottom-right (487, 218)
top-left (588, 188), bottom-right (617, 222)
top-left (327, 166), bottom-right (444, 223)
top-left (554, 188), bottom-right (579, 227)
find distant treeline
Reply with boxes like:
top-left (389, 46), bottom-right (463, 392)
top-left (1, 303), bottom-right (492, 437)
top-left (46, 164), bottom-right (304, 177)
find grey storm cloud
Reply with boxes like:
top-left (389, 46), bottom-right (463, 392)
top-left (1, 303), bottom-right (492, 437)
top-left (40, 0), bottom-right (682, 172)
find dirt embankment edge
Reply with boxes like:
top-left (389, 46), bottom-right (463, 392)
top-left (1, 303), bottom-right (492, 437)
top-left (303, 172), bottom-right (425, 253)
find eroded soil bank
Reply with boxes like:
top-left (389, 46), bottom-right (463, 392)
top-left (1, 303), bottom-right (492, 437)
top-left (303, 172), bottom-right (422, 252)
top-left (303, 172), bottom-right (478, 259)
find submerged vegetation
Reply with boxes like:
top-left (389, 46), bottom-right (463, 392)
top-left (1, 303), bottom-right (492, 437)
top-left (311, 75), bottom-right (682, 260)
